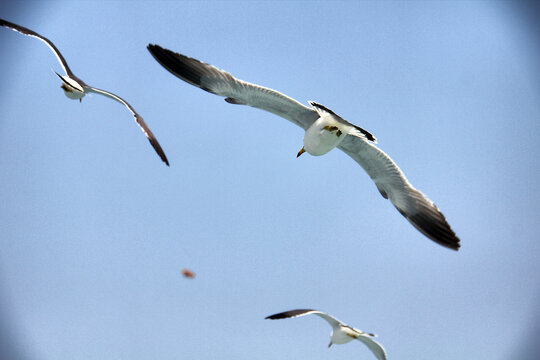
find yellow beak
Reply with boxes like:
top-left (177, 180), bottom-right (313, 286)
top-left (297, 147), bottom-right (306, 158)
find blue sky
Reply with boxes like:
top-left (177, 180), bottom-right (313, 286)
top-left (1, 1), bottom-right (539, 359)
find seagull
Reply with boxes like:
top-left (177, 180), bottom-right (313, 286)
top-left (147, 44), bottom-right (460, 250)
top-left (266, 309), bottom-right (387, 360)
top-left (0, 19), bottom-right (169, 166)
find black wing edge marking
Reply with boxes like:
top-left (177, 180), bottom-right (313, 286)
top-left (147, 44), bottom-right (216, 94)
top-left (135, 113), bottom-right (169, 166)
top-left (309, 101), bottom-right (338, 116)
top-left (225, 97), bottom-right (247, 105)
top-left (310, 101), bottom-right (376, 142)
top-left (0, 18), bottom-right (37, 36)
top-left (398, 208), bottom-right (460, 250)
top-left (147, 135), bottom-right (169, 166)
top-left (265, 309), bottom-right (315, 320)
top-left (353, 124), bottom-right (376, 143)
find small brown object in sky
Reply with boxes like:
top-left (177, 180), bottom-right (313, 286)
top-left (182, 269), bottom-right (195, 278)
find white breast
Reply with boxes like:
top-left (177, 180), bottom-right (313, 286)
top-left (331, 326), bottom-right (357, 344)
top-left (63, 88), bottom-right (85, 100)
top-left (303, 113), bottom-right (347, 156)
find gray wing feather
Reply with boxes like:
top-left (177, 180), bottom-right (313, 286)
top-left (147, 44), bottom-right (459, 248)
top-left (147, 44), bottom-right (318, 130)
top-left (0, 18), bottom-right (77, 78)
top-left (311, 311), bottom-right (343, 329)
top-left (338, 135), bottom-right (460, 250)
top-left (266, 309), bottom-right (342, 328)
top-left (356, 335), bottom-right (388, 360)
top-left (85, 86), bottom-right (169, 166)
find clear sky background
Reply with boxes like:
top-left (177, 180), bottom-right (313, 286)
top-left (0, 1), bottom-right (539, 359)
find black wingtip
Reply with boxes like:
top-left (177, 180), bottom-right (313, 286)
top-left (0, 18), bottom-right (15, 28)
top-left (147, 43), bottom-right (205, 89)
top-left (147, 43), bottom-right (160, 53)
top-left (147, 138), bottom-right (170, 167)
top-left (159, 152), bottom-right (170, 167)
top-left (265, 309), bottom-right (315, 320)
top-left (159, 153), bottom-right (170, 167)
top-left (354, 125), bottom-right (377, 143)
top-left (309, 101), bottom-right (338, 116)
top-left (310, 101), bottom-right (376, 143)
top-left (405, 211), bottom-right (461, 251)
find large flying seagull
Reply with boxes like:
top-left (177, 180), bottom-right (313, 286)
top-left (147, 44), bottom-right (460, 249)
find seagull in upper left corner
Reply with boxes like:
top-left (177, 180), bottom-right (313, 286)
top-left (0, 18), bottom-right (169, 166)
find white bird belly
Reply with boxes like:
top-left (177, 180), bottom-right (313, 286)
top-left (331, 327), bottom-right (357, 344)
top-left (59, 75), bottom-right (85, 100)
top-left (63, 88), bottom-right (85, 100)
top-left (303, 115), bottom-right (346, 156)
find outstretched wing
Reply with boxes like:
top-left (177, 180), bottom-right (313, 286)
top-left (85, 86), bottom-right (169, 166)
top-left (356, 335), bottom-right (388, 360)
top-left (0, 18), bottom-right (76, 78)
top-left (147, 44), bottom-right (459, 248)
top-left (147, 44), bottom-right (319, 130)
top-left (338, 135), bottom-right (460, 250)
top-left (266, 309), bottom-right (343, 329)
